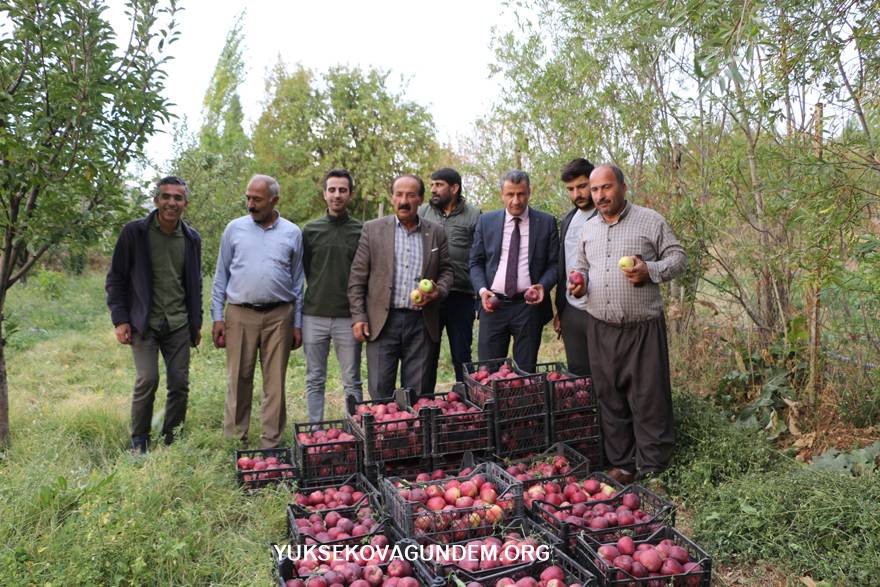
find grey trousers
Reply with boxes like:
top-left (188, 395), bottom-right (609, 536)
top-left (131, 324), bottom-right (191, 441)
top-left (366, 309), bottom-right (434, 400)
top-left (585, 313), bottom-right (675, 475)
top-left (302, 314), bottom-right (363, 422)
top-left (560, 305), bottom-right (591, 376)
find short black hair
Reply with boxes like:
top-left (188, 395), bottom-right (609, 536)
top-left (560, 158), bottom-right (595, 183)
top-left (430, 168), bottom-right (463, 195)
top-left (391, 174), bottom-right (425, 197)
top-left (323, 169), bottom-right (354, 193)
top-left (155, 176), bottom-right (189, 200)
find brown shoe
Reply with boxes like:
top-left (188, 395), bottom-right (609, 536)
top-left (606, 467), bottom-right (636, 485)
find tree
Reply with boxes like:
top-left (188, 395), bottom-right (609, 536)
top-left (252, 64), bottom-right (442, 222)
top-left (0, 0), bottom-right (179, 448)
top-left (169, 15), bottom-right (252, 275)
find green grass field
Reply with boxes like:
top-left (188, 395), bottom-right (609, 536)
top-left (0, 271), bottom-right (876, 586)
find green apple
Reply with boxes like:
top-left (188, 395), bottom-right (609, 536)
top-left (618, 256), bottom-right (635, 269)
top-left (410, 289), bottom-right (424, 304)
top-left (418, 279), bottom-right (434, 293)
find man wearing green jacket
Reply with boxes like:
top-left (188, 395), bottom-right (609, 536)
top-left (302, 169), bottom-right (364, 421)
top-left (419, 168), bottom-right (481, 392)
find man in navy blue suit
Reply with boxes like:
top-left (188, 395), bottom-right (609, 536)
top-left (469, 170), bottom-right (559, 372)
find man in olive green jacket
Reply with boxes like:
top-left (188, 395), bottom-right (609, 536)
top-left (418, 168), bottom-right (480, 392)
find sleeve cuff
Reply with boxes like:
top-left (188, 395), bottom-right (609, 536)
top-left (646, 262), bottom-right (662, 284)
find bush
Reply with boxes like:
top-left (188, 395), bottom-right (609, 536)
top-left (691, 467), bottom-right (880, 584)
top-left (662, 392), bottom-right (785, 506)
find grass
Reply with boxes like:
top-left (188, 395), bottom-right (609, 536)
top-left (1, 271), bottom-right (877, 585)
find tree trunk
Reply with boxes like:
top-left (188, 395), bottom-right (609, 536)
top-left (0, 314), bottom-right (8, 449)
top-left (806, 278), bottom-right (822, 405)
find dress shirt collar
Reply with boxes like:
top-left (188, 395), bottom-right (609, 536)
top-left (599, 200), bottom-right (631, 225)
top-left (253, 210), bottom-right (281, 230)
top-left (395, 215), bottom-right (422, 233)
top-left (504, 206), bottom-right (529, 223)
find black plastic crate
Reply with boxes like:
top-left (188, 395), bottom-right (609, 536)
top-left (381, 462), bottom-right (524, 544)
top-left (411, 517), bottom-right (567, 586)
top-left (347, 388), bottom-right (431, 465)
top-left (272, 541), bottom-right (428, 587)
top-left (576, 526), bottom-right (711, 586)
top-left (290, 473), bottom-right (379, 517)
top-left (234, 447), bottom-right (297, 491)
top-left (409, 386), bottom-right (494, 458)
top-left (563, 435), bottom-right (604, 471)
top-left (491, 411), bottom-right (552, 460)
top-left (364, 456), bottom-right (435, 487)
top-left (294, 419), bottom-right (362, 481)
top-left (464, 358), bottom-right (549, 420)
top-left (531, 483), bottom-right (674, 552)
top-left (532, 362), bottom-right (597, 412)
top-left (492, 442), bottom-right (591, 488)
top-left (288, 493), bottom-right (387, 547)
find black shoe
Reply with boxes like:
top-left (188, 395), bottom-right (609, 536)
top-left (131, 435), bottom-right (149, 455)
top-left (163, 433), bottom-right (174, 446)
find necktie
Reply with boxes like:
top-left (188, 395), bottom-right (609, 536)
top-left (504, 216), bottom-right (521, 297)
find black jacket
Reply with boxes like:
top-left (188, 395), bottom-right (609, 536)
top-left (105, 210), bottom-right (203, 345)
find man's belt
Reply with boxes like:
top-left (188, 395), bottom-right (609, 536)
top-left (234, 301), bottom-right (290, 312)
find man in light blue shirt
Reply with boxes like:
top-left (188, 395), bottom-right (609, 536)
top-left (211, 174), bottom-right (304, 448)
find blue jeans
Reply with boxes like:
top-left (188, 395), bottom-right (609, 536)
top-left (302, 314), bottom-right (363, 422)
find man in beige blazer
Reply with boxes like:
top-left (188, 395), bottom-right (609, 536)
top-left (348, 174), bottom-right (454, 399)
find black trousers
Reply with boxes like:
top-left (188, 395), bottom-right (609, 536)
top-left (560, 305), bottom-right (591, 376)
top-left (366, 309), bottom-right (435, 399)
top-left (423, 291), bottom-right (476, 393)
top-left (477, 298), bottom-right (544, 373)
top-left (585, 313), bottom-right (675, 474)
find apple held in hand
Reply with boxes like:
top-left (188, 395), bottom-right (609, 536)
top-left (485, 295), bottom-right (501, 311)
top-left (418, 279), bottom-right (434, 293)
top-left (568, 271), bottom-right (585, 286)
top-left (618, 256), bottom-right (635, 269)
top-left (524, 287), bottom-right (540, 303)
top-left (410, 289), bottom-right (423, 304)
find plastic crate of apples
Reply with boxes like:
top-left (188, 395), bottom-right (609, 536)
top-left (381, 462), bottom-right (524, 544)
top-left (347, 389), bottom-right (431, 466)
top-left (409, 386), bottom-right (493, 457)
top-left (234, 447), bottom-right (297, 490)
top-left (530, 484), bottom-right (673, 552)
top-left (576, 526), bottom-right (711, 586)
top-left (294, 419), bottom-right (362, 481)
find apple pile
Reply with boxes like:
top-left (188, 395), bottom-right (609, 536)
top-left (590, 535), bottom-right (704, 586)
top-left (293, 505), bottom-right (382, 545)
top-left (297, 426), bottom-right (360, 477)
top-left (546, 373), bottom-right (593, 411)
top-left (409, 467), bottom-right (474, 483)
top-left (237, 454), bottom-right (296, 485)
top-left (412, 391), bottom-right (490, 453)
top-left (503, 453), bottom-right (576, 483)
top-left (350, 401), bottom-right (424, 461)
top-left (468, 363), bottom-right (523, 385)
top-left (283, 541), bottom-right (419, 587)
top-left (390, 469), bottom-right (518, 542)
top-left (293, 483), bottom-right (369, 512)
top-left (523, 477), bottom-right (618, 509)
top-left (534, 487), bottom-right (663, 540)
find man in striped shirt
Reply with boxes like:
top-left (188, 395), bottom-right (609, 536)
top-left (570, 164), bottom-right (686, 484)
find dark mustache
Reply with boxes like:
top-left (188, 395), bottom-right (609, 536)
top-left (397, 204), bottom-right (411, 211)
top-left (248, 207), bottom-right (257, 214)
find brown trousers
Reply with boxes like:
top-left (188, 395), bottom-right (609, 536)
top-left (585, 313), bottom-right (675, 475)
top-left (223, 303), bottom-right (294, 448)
